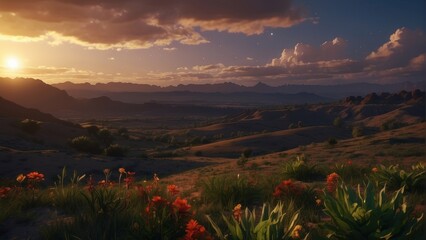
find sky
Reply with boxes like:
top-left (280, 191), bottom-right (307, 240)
top-left (0, 0), bottom-right (425, 86)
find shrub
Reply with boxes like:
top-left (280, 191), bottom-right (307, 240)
top-left (237, 153), bottom-right (249, 167)
top-left (281, 155), bottom-right (324, 182)
top-left (351, 126), bottom-right (363, 138)
top-left (207, 202), bottom-right (305, 240)
top-left (333, 117), bottom-right (343, 128)
top-left (20, 119), bottom-right (41, 134)
top-left (70, 136), bottom-right (101, 154)
top-left (97, 129), bottom-right (114, 146)
top-left (322, 181), bottom-right (424, 239)
top-left (328, 138), bottom-right (338, 146)
top-left (104, 144), bottom-right (127, 157)
top-left (370, 163), bottom-right (426, 193)
top-left (85, 125), bottom-right (99, 136)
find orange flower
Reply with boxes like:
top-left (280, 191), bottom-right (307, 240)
top-left (26, 171), bottom-right (45, 181)
top-left (16, 174), bottom-right (26, 183)
top-left (103, 168), bottom-right (111, 175)
top-left (167, 184), bottom-right (180, 195)
top-left (118, 168), bottom-right (126, 174)
top-left (233, 204), bottom-right (242, 222)
top-left (292, 225), bottom-right (303, 239)
top-left (326, 172), bottom-right (339, 192)
top-left (372, 167), bottom-right (378, 173)
top-left (315, 199), bottom-right (322, 206)
top-left (173, 197), bottom-right (191, 213)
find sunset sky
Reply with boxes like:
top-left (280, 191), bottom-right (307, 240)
top-left (0, 0), bottom-right (425, 86)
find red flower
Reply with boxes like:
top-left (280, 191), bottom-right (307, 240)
top-left (273, 179), bottom-right (306, 198)
top-left (181, 219), bottom-right (212, 240)
top-left (167, 184), bottom-right (180, 195)
top-left (326, 172), bottom-right (339, 192)
top-left (173, 197), bottom-right (191, 213)
top-left (152, 195), bottom-right (163, 203)
top-left (347, 160), bottom-right (353, 165)
top-left (0, 187), bottom-right (11, 198)
top-left (26, 171), bottom-right (45, 181)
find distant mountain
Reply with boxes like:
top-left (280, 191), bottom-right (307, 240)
top-left (53, 81), bottom-right (424, 99)
top-left (0, 96), bottom-right (71, 124)
top-left (0, 78), bottom-right (240, 118)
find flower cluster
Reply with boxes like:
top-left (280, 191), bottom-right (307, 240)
top-left (167, 184), bottom-right (180, 195)
top-left (0, 187), bottom-right (11, 198)
top-left (181, 219), bottom-right (212, 240)
top-left (273, 179), bottom-right (306, 198)
top-left (326, 172), bottom-right (340, 192)
top-left (26, 171), bottom-right (45, 181)
top-left (233, 204), bottom-right (242, 222)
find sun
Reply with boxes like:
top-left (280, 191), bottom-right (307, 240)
top-left (5, 57), bottom-right (21, 70)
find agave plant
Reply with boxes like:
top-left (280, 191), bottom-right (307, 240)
top-left (207, 201), bottom-right (307, 240)
top-left (322, 181), bottom-right (424, 239)
top-left (370, 163), bottom-right (426, 192)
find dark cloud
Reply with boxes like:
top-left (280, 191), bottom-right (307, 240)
top-left (0, 0), bottom-right (304, 49)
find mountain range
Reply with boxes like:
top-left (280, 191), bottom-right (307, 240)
top-left (53, 81), bottom-right (424, 99)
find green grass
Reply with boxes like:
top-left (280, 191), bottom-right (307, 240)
top-left (0, 162), bottom-right (425, 239)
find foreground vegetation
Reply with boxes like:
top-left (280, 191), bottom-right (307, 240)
top-left (0, 160), bottom-right (425, 240)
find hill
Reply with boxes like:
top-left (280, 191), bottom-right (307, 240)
top-left (0, 97), bottom-right (84, 150)
top-left (0, 77), bottom-right (240, 118)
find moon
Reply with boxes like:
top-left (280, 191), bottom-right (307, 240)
top-left (5, 57), bottom-right (21, 70)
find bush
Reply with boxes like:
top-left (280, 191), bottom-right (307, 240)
top-left (328, 138), bottom-right (338, 146)
top-left (322, 181), bottom-right (424, 239)
top-left (70, 136), bottom-right (101, 154)
top-left (333, 117), bottom-right (343, 128)
top-left (104, 144), bottom-right (127, 157)
top-left (237, 154), bottom-right (249, 167)
top-left (20, 119), bottom-right (41, 134)
top-left (97, 129), bottom-right (114, 146)
top-left (281, 155), bottom-right (324, 182)
top-left (352, 125), bottom-right (363, 138)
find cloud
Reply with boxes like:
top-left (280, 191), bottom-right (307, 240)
top-left (163, 47), bottom-right (177, 51)
top-left (271, 37), bottom-right (348, 66)
top-left (0, 0), bottom-right (304, 49)
top-left (366, 28), bottom-right (426, 70)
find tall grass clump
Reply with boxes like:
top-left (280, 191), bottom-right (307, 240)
top-left (370, 163), bottom-right (426, 193)
top-left (281, 155), bottom-right (324, 182)
top-left (200, 175), bottom-right (264, 209)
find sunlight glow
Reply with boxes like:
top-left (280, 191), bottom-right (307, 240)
top-left (5, 57), bottom-right (21, 70)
